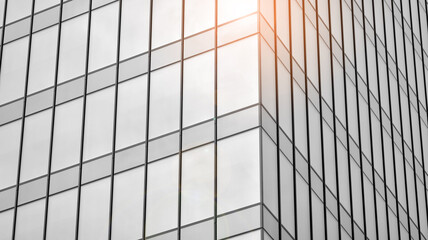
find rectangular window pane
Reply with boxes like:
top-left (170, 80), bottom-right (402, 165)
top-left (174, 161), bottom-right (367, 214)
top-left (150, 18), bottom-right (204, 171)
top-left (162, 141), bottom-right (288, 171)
top-left (218, 129), bottom-right (260, 214)
top-left (0, 120), bottom-right (21, 189)
top-left (46, 189), bottom-right (77, 240)
top-left (152, 0), bottom-right (181, 48)
top-left (146, 156), bottom-right (179, 236)
top-left (15, 199), bottom-right (45, 240)
top-left (218, 36), bottom-right (259, 115)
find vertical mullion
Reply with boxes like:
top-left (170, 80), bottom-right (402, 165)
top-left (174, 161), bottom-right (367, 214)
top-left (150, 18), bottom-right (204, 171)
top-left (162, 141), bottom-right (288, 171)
top-left (391, 0), bottom-right (413, 236)
top-left (214, 0), bottom-right (218, 239)
top-left (11, 0), bottom-right (36, 239)
top-left (272, 0), bottom-right (283, 239)
top-left (301, 0), bottom-right (314, 239)
top-left (397, 0), bottom-right (421, 237)
top-left (107, 0), bottom-right (123, 239)
top-left (142, 0), bottom-right (154, 238)
top-left (314, 0), bottom-right (329, 238)
top-left (287, 0), bottom-right (298, 238)
top-left (349, 0), bottom-right (368, 237)
top-left (371, 0), bottom-right (392, 238)
top-left (177, 0), bottom-right (185, 238)
top-left (381, 0), bottom-right (403, 238)
top-left (338, 0), bottom-right (356, 237)
top-left (414, 0), bottom-right (428, 233)
top-left (0, 0), bottom-right (8, 78)
top-left (42, 0), bottom-right (64, 239)
top-left (360, 0), bottom-right (381, 238)
top-left (406, 0), bottom-right (427, 237)
top-left (326, 0), bottom-right (342, 237)
top-left (74, 0), bottom-right (93, 238)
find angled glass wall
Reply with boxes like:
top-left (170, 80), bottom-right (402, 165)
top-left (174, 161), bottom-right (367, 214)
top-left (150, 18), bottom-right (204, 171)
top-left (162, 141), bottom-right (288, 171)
top-left (0, 0), bottom-right (427, 239)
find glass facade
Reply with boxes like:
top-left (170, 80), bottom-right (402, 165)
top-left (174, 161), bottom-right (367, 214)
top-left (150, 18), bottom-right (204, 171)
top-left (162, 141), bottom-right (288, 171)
top-left (0, 0), bottom-right (427, 239)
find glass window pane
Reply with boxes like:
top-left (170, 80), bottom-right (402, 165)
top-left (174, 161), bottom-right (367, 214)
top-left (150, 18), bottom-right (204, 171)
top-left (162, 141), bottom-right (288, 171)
top-left (218, 36), bottom-right (259, 115)
top-left (21, 109), bottom-right (52, 182)
top-left (183, 51), bottom-right (214, 127)
top-left (149, 63), bottom-right (180, 138)
top-left (46, 189), bottom-right (77, 240)
top-left (6, 0), bottom-right (32, 24)
top-left (152, 0), bottom-right (181, 48)
top-left (89, 2), bottom-right (119, 71)
top-left (15, 199), bottom-right (45, 240)
top-left (0, 120), bottom-right (21, 189)
top-left (116, 76), bottom-right (147, 150)
top-left (112, 166), bottom-right (145, 240)
top-left (78, 178), bottom-right (110, 240)
top-left (218, 0), bottom-right (257, 24)
top-left (0, 37), bottom-right (29, 104)
top-left (184, 0), bottom-right (214, 36)
top-left (58, 14), bottom-right (88, 83)
top-left (52, 98), bottom-right (83, 171)
top-left (28, 25), bottom-right (58, 94)
top-left (120, 0), bottom-right (150, 60)
top-left (146, 156), bottom-right (179, 236)
top-left (35, 0), bottom-right (60, 13)
top-left (218, 129), bottom-right (260, 214)
top-left (182, 144), bottom-right (214, 225)
top-left (83, 87), bottom-right (115, 161)
top-left (0, 210), bottom-right (14, 240)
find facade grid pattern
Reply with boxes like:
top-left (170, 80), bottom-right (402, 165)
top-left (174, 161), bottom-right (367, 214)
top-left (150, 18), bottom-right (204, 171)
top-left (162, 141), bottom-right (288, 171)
top-left (0, 0), bottom-right (427, 239)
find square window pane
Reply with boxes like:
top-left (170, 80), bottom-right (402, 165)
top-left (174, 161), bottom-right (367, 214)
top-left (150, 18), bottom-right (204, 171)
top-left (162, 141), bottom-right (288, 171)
top-left (184, 0), bottom-right (214, 36)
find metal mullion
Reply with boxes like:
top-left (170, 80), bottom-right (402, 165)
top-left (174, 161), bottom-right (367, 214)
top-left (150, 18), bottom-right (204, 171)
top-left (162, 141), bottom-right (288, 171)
top-left (107, 0), bottom-right (122, 239)
top-left (314, 0), bottom-right (329, 238)
top-left (10, 0), bottom-right (36, 238)
top-left (398, 0), bottom-right (422, 237)
top-left (349, 0), bottom-right (368, 237)
top-left (301, 0), bottom-right (314, 239)
top-left (177, 0), bottom-right (185, 238)
top-left (326, 0), bottom-right (342, 237)
top-left (142, 0), bottom-right (154, 238)
top-left (0, 0), bottom-right (8, 75)
top-left (272, 0), bottom-right (283, 239)
top-left (74, 0), bottom-right (93, 238)
top-left (381, 0), bottom-right (403, 238)
top-left (42, 0), bottom-right (64, 239)
top-left (214, 0), bottom-right (218, 238)
top-left (407, 0), bottom-right (428, 237)
top-left (391, 0), bottom-right (413, 236)
top-left (414, 0), bottom-right (428, 234)
top-left (360, 0), bottom-right (381, 237)
top-left (287, 0), bottom-right (298, 238)
top-left (370, 0), bottom-right (392, 238)
top-left (338, 0), bottom-right (356, 237)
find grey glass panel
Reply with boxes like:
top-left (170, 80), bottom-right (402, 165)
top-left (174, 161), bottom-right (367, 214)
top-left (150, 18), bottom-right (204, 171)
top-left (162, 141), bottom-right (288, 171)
top-left (217, 205), bottom-right (261, 239)
top-left (218, 36), bottom-right (259, 115)
top-left (0, 37), bottom-right (29, 105)
top-left (218, 0), bottom-right (257, 24)
top-left (52, 98), bottom-right (83, 171)
top-left (184, 0), bottom-right (214, 37)
top-left (78, 178), bottom-right (110, 240)
top-left (151, 0), bottom-right (181, 48)
top-left (116, 75), bottom-right (147, 150)
top-left (0, 210), bottom-right (13, 240)
top-left (111, 166), bottom-right (145, 240)
top-left (183, 51), bottom-right (214, 127)
top-left (146, 155), bottom-right (179, 236)
top-left (21, 109), bottom-right (52, 182)
top-left (15, 199), bottom-right (45, 240)
top-left (182, 144), bottom-right (214, 225)
top-left (83, 87), bottom-right (115, 161)
top-left (28, 25), bottom-right (58, 94)
top-left (46, 189), bottom-right (77, 240)
top-left (35, 0), bottom-right (60, 13)
top-left (6, 0), bottom-right (32, 24)
top-left (217, 129), bottom-right (260, 214)
top-left (58, 14), bottom-right (88, 83)
top-left (0, 120), bottom-right (21, 189)
top-left (88, 2), bottom-right (118, 72)
top-left (149, 63), bottom-right (180, 139)
top-left (120, 0), bottom-right (149, 60)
